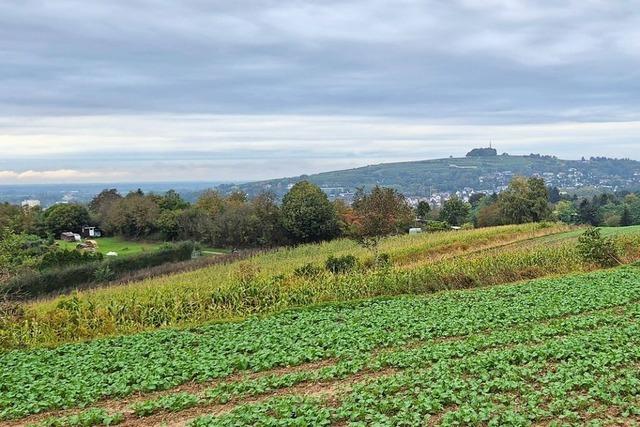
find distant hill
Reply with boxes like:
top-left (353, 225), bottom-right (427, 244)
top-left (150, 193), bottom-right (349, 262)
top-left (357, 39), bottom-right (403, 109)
top-left (218, 154), bottom-right (640, 198)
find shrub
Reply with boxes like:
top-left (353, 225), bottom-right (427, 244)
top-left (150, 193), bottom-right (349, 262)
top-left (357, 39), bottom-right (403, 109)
top-left (576, 228), bottom-right (621, 267)
top-left (93, 265), bottom-right (116, 283)
top-left (424, 220), bottom-right (448, 232)
top-left (375, 253), bottom-right (392, 269)
top-left (2, 241), bottom-right (196, 299)
top-left (293, 263), bottom-right (323, 279)
top-left (325, 255), bottom-right (358, 274)
top-left (39, 249), bottom-right (103, 270)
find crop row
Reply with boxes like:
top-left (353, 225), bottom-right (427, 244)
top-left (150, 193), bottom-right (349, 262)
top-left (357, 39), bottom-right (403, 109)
top-left (190, 319), bottom-right (640, 426)
top-left (0, 223), bottom-right (575, 348)
top-left (25, 303), bottom-right (639, 426)
top-left (3, 266), bottom-right (640, 422)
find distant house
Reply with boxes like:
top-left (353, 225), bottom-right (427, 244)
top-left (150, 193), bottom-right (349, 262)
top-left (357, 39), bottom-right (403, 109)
top-left (61, 232), bottom-right (81, 242)
top-left (21, 199), bottom-right (41, 208)
top-left (81, 226), bottom-right (102, 238)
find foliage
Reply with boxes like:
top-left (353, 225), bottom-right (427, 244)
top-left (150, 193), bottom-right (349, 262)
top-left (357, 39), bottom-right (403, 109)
top-left (0, 230), bottom-right (44, 279)
top-left (281, 181), bottom-right (339, 243)
top-left (0, 223), bottom-right (620, 348)
top-left (93, 265), bottom-right (116, 283)
top-left (88, 189), bottom-right (122, 224)
top-left (224, 154), bottom-right (640, 198)
top-left (498, 176), bottom-right (551, 224)
top-left (3, 267), bottom-right (640, 422)
top-left (293, 263), bottom-right (323, 279)
top-left (33, 408), bottom-right (124, 426)
top-left (43, 204), bottom-right (91, 237)
top-left (349, 186), bottom-right (414, 240)
top-left (39, 249), bottom-right (104, 270)
top-left (577, 228), bottom-right (621, 267)
top-left (439, 197), bottom-right (470, 226)
top-left (423, 220), bottom-right (448, 232)
top-left (466, 146), bottom-right (497, 157)
top-left (324, 254), bottom-right (357, 274)
top-left (415, 200), bottom-right (431, 220)
top-left (104, 192), bottom-right (159, 238)
top-left (553, 200), bottom-right (578, 223)
top-left (2, 241), bottom-right (196, 298)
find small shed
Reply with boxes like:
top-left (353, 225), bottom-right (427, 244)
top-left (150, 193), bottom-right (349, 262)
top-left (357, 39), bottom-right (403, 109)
top-left (60, 232), bottom-right (79, 242)
top-left (82, 226), bottom-right (102, 238)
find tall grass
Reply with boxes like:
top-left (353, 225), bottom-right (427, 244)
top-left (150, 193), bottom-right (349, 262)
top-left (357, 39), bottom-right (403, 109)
top-left (6, 222), bottom-right (636, 350)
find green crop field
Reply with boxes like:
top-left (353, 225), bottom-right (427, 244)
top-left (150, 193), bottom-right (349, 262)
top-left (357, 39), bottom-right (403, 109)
top-left (3, 223), bottom-right (640, 350)
top-left (55, 237), bottom-right (164, 257)
top-left (3, 266), bottom-right (640, 426)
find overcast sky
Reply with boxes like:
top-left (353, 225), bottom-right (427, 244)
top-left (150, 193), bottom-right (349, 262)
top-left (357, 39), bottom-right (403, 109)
top-left (1, 0), bottom-right (639, 184)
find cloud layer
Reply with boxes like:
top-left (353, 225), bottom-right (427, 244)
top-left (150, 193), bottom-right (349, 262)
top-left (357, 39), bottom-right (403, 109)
top-left (0, 1), bottom-right (639, 182)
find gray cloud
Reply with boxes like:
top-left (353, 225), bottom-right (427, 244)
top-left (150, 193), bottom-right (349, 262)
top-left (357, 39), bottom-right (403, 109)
top-left (0, 1), bottom-right (639, 182)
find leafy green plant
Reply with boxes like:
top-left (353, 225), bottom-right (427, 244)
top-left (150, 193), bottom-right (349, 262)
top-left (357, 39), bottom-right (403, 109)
top-left (93, 265), bottom-right (115, 283)
top-left (293, 263), bottom-right (323, 279)
top-left (324, 254), bottom-right (357, 274)
top-left (32, 408), bottom-right (123, 426)
top-left (577, 227), bottom-right (621, 267)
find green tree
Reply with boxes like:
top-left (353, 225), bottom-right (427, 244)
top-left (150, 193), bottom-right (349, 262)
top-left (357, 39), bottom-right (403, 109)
top-left (553, 200), bottom-right (578, 224)
top-left (578, 198), bottom-right (600, 226)
top-left (251, 192), bottom-right (287, 247)
top-left (281, 181), bottom-right (339, 243)
top-left (416, 201), bottom-right (431, 221)
top-left (105, 194), bottom-right (159, 238)
top-left (89, 189), bottom-right (122, 215)
top-left (157, 190), bottom-right (189, 211)
top-left (624, 194), bottom-right (640, 225)
top-left (548, 186), bottom-right (561, 203)
top-left (439, 197), bottom-right (470, 226)
top-left (196, 190), bottom-right (225, 218)
top-left (620, 205), bottom-right (633, 226)
top-left (43, 204), bottom-right (91, 237)
top-left (0, 229), bottom-right (42, 280)
top-left (498, 177), bottom-right (550, 224)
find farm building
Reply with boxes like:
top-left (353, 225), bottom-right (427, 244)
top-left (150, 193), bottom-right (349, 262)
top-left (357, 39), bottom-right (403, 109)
top-left (81, 226), bottom-right (102, 238)
top-left (60, 232), bottom-right (81, 242)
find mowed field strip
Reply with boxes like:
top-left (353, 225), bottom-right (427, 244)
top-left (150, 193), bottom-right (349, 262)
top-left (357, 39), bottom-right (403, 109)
top-left (3, 266), bottom-right (640, 426)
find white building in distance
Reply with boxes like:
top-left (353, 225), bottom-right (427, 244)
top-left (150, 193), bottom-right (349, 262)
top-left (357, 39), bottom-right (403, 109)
top-left (21, 199), bottom-right (41, 208)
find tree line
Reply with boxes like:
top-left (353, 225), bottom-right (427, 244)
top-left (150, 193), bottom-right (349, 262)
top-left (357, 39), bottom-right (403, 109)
top-left (2, 177), bottom-right (640, 281)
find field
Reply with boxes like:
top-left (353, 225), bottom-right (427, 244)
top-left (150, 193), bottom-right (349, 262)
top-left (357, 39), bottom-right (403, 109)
top-left (4, 223), bottom-right (640, 350)
top-left (56, 237), bottom-right (165, 257)
top-left (3, 266), bottom-right (640, 426)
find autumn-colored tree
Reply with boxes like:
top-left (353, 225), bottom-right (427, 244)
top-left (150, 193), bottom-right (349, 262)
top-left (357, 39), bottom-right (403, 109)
top-left (348, 186), bottom-right (413, 258)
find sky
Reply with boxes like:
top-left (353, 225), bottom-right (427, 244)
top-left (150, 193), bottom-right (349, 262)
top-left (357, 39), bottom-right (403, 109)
top-left (1, 0), bottom-right (639, 184)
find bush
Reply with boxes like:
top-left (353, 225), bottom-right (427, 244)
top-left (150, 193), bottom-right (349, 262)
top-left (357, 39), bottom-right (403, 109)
top-left (93, 265), bottom-right (116, 282)
top-left (293, 263), bottom-right (323, 279)
top-left (39, 249), bottom-right (103, 270)
top-left (325, 255), bottom-right (358, 274)
top-left (424, 220), bottom-right (448, 232)
top-left (576, 228), bottom-right (621, 267)
top-left (2, 241), bottom-right (196, 299)
top-left (375, 253), bottom-right (393, 269)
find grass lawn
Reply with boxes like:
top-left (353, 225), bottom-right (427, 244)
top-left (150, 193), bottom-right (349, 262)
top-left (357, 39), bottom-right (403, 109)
top-left (56, 237), bottom-right (164, 257)
top-left (56, 238), bottom-right (230, 257)
top-left (534, 225), bottom-right (640, 244)
top-left (200, 246), bottom-right (231, 255)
